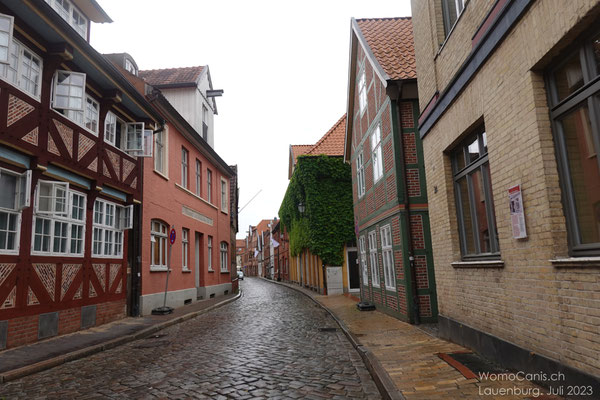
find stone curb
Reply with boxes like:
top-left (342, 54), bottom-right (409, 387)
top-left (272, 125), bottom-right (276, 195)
top-left (261, 278), bottom-right (405, 400)
top-left (0, 290), bottom-right (242, 384)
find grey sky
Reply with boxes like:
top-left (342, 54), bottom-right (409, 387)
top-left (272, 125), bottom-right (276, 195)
top-left (91, 0), bottom-right (412, 239)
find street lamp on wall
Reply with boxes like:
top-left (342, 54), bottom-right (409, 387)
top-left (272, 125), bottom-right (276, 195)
top-left (298, 202), bottom-right (305, 215)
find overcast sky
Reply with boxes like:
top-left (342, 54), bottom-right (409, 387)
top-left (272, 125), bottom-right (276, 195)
top-left (91, 0), bottom-right (412, 239)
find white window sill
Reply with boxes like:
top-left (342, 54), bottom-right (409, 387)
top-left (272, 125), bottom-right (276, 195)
top-left (150, 267), bottom-right (169, 272)
top-left (182, 268), bottom-right (191, 273)
top-left (551, 257), bottom-right (600, 268)
top-left (33, 252), bottom-right (84, 258)
top-left (174, 183), bottom-right (217, 210)
top-left (153, 170), bottom-right (169, 181)
top-left (451, 260), bottom-right (504, 268)
top-left (385, 286), bottom-right (396, 292)
top-left (51, 109), bottom-right (99, 137)
top-left (0, 250), bottom-right (19, 255)
top-left (208, 268), bottom-right (214, 273)
top-left (1, 76), bottom-right (41, 103)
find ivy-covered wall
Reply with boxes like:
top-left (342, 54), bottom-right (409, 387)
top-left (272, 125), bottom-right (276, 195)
top-left (279, 155), bottom-right (355, 266)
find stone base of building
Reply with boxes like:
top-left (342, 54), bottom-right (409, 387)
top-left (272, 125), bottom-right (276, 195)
top-left (139, 288), bottom-right (197, 316)
top-left (196, 283), bottom-right (232, 302)
top-left (438, 315), bottom-right (600, 396)
top-left (1, 299), bottom-right (126, 350)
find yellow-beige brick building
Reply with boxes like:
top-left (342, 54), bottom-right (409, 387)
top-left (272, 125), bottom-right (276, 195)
top-left (411, 0), bottom-right (600, 390)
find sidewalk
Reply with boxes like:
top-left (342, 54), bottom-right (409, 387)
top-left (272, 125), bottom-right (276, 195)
top-left (0, 291), bottom-right (240, 383)
top-left (271, 279), bottom-right (561, 400)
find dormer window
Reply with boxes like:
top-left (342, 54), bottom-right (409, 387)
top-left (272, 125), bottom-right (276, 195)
top-left (45, 0), bottom-right (89, 40)
top-left (125, 58), bottom-right (137, 76)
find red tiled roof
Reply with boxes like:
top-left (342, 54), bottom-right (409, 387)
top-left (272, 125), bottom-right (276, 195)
top-left (356, 17), bottom-right (415, 80)
top-left (139, 66), bottom-right (205, 86)
top-left (306, 115), bottom-right (346, 156)
top-left (291, 145), bottom-right (313, 161)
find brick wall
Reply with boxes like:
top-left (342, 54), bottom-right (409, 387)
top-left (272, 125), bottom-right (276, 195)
top-left (414, 0), bottom-right (600, 376)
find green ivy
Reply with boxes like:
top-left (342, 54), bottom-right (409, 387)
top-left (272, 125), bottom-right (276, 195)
top-left (279, 155), bottom-right (354, 265)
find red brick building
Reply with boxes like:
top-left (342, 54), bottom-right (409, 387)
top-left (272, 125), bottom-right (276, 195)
top-left (344, 18), bottom-right (437, 323)
top-left (0, 1), bottom-right (163, 348)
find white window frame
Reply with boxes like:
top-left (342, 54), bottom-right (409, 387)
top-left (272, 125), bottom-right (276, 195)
top-left (0, 39), bottom-right (43, 100)
top-left (368, 230), bottom-right (380, 287)
top-left (181, 147), bottom-right (188, 189)
top-left (220, 178), bottom-right (228, 213)
top-left (208, 235), bottom-right (213, 271)
top-left (380, 225), bottom-right (395, 290)
top-left (371, 124), bottom-right (383, 182)
top-left (35, 180), bottom-right (69, 217)
top-left (104, 111), bottom-right (117, 146)
top-left (150, 220), bottom-right (168, 271)
top-left (125, 122), bottom-right (145, 154)
top-left (92, 198), bottom-right (129, 258)
top-left (182, 228), bottom-right (189, 271)
top-left (32, 184), bottom-right (86, 257)
top-left (356, 152), bottom-right (365, 198)
top-left (220, 242), bottom-right (228, 272)
top-left (154, 126), bottom-right (168, 175)
top-left (207, 169), bottom-right (212, 203)
top-left (46, 0), bottom-right (88, 40)
top-left (0, 13), bottom-right (14, 65)
top-left (0, 167), bottom-right (29, 255)
top-left (141, 129), bottom-right (153, 158)
top-left (52, 70), bottom-right (86, 112)
top-left (84, 95), bottom-right (99, 134)
top-left (358, 67), bottom-right (367, 115)
top-left (195, 159), bottom-right (201, 196)
top-left (359, 236), bottom-right (368, 284)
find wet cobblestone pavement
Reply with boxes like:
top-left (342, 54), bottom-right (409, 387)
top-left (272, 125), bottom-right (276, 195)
top-left (0, 278), bottom-right (381, 399)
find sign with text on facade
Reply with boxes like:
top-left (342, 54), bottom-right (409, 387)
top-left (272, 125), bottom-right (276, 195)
top-left (169, 228), bottom-right (176, 245)
top-left (508, 184), bottom-right (527, 239)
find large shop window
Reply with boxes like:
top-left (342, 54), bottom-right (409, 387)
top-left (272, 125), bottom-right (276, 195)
top-left (547, 30), bottom-right (600, 256)
top-left (368, 230), bottom-right (380, 287)
top-left (452, 127), bottom-right (500, 259)
top-left (150, 220), bottom-right (168, 270)
top-left (32, 180), bottom-right (86, 256)
top-left (92, 199), bottom-right (132, 258)
top-left (0, 168), bottom-right (31, 254)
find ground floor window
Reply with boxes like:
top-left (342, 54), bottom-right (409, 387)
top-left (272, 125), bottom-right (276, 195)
top-left (368, 230), bottom-right (380, 287)
top-left (220, 242), bottom-right (228, 272)
top-left (151, 220), bottom-right (168, 270)
top-left (182, 228), bottom-right (189, 271)
top-left (380, 225), bottom-right (395, 290)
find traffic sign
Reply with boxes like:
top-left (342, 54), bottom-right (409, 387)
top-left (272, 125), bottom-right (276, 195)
top-left (169, 228), bottom-right (176, 244)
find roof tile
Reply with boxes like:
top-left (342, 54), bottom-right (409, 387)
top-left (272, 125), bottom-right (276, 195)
top-left (139, 66), bottom-right (204, 86)
top-left (356, 17), bottom-right (415, 80)
top-left (306, 115), bottom-right (346, 156)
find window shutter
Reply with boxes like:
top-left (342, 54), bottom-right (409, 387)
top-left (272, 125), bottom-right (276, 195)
top-left (140, 129), bottom-right (153, 157)
top-left (36, 180), bottom-right (69, 216)
top-left (118, 205), bottom-right (133, 230)
top-left (52, 70), bottom-right (86, 111)
top-left (16, 170), bottom-right (32, 210)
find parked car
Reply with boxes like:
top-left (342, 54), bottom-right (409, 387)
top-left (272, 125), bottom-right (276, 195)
top-left (237, 270), bottom-right (244, 280)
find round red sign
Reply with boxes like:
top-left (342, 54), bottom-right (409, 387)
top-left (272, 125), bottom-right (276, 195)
top-left (169, 228), bottom-right (176, 245)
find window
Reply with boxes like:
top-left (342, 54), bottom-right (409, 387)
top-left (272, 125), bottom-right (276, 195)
top-left (104, 111), bottom-right (117, 146)
top-left (207, 169), bottom-right (212, 203)
top-left (0, 39), bottom-right (42, 99)
top-left (368, 231), bottom-right (379, 287)
top-left (547, 30), bottom-right (600, 255)
top-left (182, 229), bottom-right (189, 271)
top-left (125, 122), bottom-right (145, 154)
top-left (45, 0), bottom-right (89, 40)
top-left (371, 124), bottom-right (383, 182)
top-left (380, 225), bottom-right (395, 290)
top-left (0, 168), bottom-right (31, 254)
top-left (52, 70), bottom-right (85, 112)
top-left (151, 220), bottom-right (168, 270)
top-left (356, 152), bottom-right (365, 198)
top-left (358, 68), bottom-right (367, 115)
top-left (0, 13), bottom-right (14, 65)
top-left (441, 0), bottom-right (466, 37)
top-left (33, 181), bottom-right (86, 256)
top-left (221, 178), bottom-right (228, 212)
top-left (220, 242), bottom-right (228, 272)
top-left (452, 127), bottom-right (499, 258)
top-left (359, 236), bottom-right (368, 284)
top-left (181, 147), bottom-right (189, 189)
top-left (124, 58), bottom-right (137, 76)
top-left (202, 104), bottom-right (209, 141)
top-left (92, 199), bottom-right (132, 258)
top-left (154, 126), bottom-right (167, 173)
top-left (207, 236), bottom-right (213, 271)
top-left (195, 160), bottom-right (202, 196)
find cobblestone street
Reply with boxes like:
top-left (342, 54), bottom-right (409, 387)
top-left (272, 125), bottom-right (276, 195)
top-left (0, 278), bottom-right (380, 399)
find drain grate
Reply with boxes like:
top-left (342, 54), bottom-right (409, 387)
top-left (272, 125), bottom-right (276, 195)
top-left (319, 327), bottom-right (338, 332)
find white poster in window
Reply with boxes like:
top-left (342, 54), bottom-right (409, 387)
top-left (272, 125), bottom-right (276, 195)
top-left (508, 184), bottom-right (527, 239)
